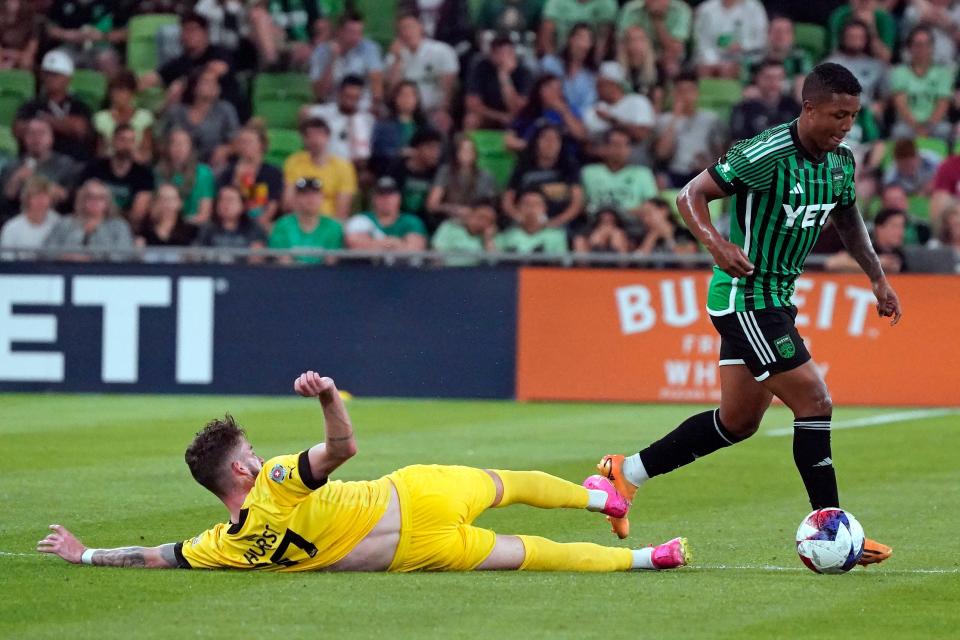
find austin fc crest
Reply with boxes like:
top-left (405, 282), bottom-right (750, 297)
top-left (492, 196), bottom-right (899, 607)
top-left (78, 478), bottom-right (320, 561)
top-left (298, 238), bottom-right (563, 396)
top-left (774, 335), bottom-right (796, 359)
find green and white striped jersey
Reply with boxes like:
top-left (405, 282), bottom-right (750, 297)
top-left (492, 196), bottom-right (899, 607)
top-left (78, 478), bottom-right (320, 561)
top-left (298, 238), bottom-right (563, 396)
top-left (706, 119), bottom-right (856, 315)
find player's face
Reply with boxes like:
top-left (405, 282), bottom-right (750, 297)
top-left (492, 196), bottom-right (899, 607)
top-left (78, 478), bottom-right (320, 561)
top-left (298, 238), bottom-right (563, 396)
top-left (806, 94), bottom-right (860, 152)
top-left (238, 439), bottom-right (264, 477)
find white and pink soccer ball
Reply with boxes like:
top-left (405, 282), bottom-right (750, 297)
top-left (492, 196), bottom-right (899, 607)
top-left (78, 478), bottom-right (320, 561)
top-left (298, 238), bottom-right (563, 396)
top-left (796, 508), bottom-right (865, 574)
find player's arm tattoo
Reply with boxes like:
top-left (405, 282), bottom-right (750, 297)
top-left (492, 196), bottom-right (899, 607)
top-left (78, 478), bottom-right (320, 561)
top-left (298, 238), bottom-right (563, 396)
top-left (91, 543), bottom-right (178, 569)
top-left (830, 205), bottom-right (885, 282)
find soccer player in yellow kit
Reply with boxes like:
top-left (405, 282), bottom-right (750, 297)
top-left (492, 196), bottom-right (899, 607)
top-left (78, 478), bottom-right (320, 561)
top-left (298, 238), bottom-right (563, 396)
top-left (38, 371), bottom-right (690, 573)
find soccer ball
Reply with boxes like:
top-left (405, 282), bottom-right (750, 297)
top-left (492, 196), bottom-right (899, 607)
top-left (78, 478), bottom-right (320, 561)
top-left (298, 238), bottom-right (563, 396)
top-left (795, 508), bottom-right (865, 574)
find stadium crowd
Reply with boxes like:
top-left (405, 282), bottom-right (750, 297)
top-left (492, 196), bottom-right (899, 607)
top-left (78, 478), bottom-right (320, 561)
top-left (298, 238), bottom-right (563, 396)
top-left (2, 0), bottom-right (960, 271)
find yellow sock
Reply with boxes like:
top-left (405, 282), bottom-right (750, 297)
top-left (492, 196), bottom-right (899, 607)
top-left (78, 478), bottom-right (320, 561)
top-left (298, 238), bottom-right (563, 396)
top-left (492, 470), bottom-right (589, 510)
top-left (517, 535), bottom-right (633, 572)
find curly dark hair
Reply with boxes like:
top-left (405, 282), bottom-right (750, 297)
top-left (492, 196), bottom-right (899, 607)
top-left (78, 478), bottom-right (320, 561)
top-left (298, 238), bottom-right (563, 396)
top-left (184, 414), bottom-right (246, 497)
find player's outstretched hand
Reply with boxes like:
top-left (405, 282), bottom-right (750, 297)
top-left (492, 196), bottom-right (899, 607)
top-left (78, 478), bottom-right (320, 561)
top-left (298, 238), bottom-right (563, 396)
top-left (873, 279), bottom-right (902, 326)
top-left (711, 240), bottom-right (755, 278)
top-left (37, 524), bottom-right (84, 564)
top-left (294, 371), bottom-right (337, 400)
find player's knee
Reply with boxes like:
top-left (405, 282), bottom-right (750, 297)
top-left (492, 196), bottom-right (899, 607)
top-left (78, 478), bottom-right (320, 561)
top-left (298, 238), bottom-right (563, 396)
top-left (724, 417), bottom-right (761, 439)
top-left (806, 389), bottom-right (833, 418)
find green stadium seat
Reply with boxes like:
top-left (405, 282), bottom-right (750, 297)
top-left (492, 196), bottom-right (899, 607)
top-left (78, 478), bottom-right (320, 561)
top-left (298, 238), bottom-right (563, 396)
top-left (71, 69), bottom-right (108, 111)
top-left (794, 23), bottom-right (827, 62)
top-left (0, 69), bottom-right (35, 126)
top-left (0, 125), bottom-right (17, 158)
top-left (353, 0), bottom-right (396, 49)
top-left (253, 73), bottom-right (314, 129)
top-left (266, 128), bottom-right (304, 167)
top-left (468, 129), bottom-right (516, 189)
top-left (128, 14), bottom-right (179, 74)
top-left (697, 78), bottom-right (742, 122)
top-left (907, 195), bottom-right (931, 220)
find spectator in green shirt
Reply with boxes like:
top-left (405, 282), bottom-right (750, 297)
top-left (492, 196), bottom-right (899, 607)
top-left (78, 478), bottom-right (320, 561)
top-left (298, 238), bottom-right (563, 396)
top-left (344, 176), bottom-right (428, 252)
top-left (269, 177), bottom-right (345, 264)
top-left (582, 127), bottom-right (658, 227)
top-left (890, 26), bottom-right (952, 140)
top-left (827, 0), bottom-right (895, 63)
top-left (538, 0), bottom-right (618, 65)
top-left (496, 188), bottom-right (569, 255)
top-left (432, 199), bottom-right (500, 266)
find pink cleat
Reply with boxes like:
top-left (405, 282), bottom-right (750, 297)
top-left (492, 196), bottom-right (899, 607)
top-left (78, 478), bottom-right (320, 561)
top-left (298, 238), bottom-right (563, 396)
top-left (651, 537), bottom-right (691, 570)
top-left (583, 474), bottom-right (630, 519)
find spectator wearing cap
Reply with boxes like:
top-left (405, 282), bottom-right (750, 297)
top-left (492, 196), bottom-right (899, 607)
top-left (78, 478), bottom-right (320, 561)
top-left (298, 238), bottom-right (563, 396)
top-left (693, 0), bottom-right (768, 79)
top-left (540, 23), bottom-right (598, 118)
top-left (345, 176), bottom-right (428, 252)
top-left (160, 66), bottom-right (241, 170)
top-left (14, 50), bottom-right (94, 162)
top-left (503, 124), bottom-right (583, 229)
top-left (583, 60), bottom-right (655, 155)
top-left (572, 206), bottom-right (629, 254)
top-left (385, 13), bottom-right (460, 134)
top-left (464, 36), bottom-right (533, 131)
top-left (617, 0), bottom-right (691, 79)
top-left (269, 177), bottom-right (346, 264)
top-left (383, 128), bottom-right (445, 231)
top-left (432, 199), bottom-right (500, 266)
top-left (93, 70), bottom-right (155, 163)
top-left (581, 128), bottom-right (657, 229)
top-left (43, 178), bottom-right (134, 258)
top-left (0, 177), bottom-right (62, 255)
top-left (78, 124), bottom-right (155, 225)
top-left (0, 0), bottom-right (41, 70)
top-left (495, 188), bottom-right (569, 255)
top-left (283, 117), bottom-right (358, 220)
top-left (194, 185), bottom-right (269, 256)
top-left (538, 0), bottom-right (618, 64)
top-left (882, 138), bottom-right (938, 197)
top-left (218, 125), bottom-right (284, 226)
top-left (730, 59), bottom-right (800, 142)
top-left (0, 118), bottom-right (80, 214)
top-left (889, 26), bottom-right (952, 141)
top-left (302, 75), bottom-right (375, 166)
top-left (309, 10), bottom-right (384, 110)
top-left (654, 72), bottom-right (725, 188)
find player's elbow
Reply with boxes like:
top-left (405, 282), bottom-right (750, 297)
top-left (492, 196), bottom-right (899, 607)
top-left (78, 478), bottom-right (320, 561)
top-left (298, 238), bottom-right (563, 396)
top-left (331, 440), bottom-right (358, 460)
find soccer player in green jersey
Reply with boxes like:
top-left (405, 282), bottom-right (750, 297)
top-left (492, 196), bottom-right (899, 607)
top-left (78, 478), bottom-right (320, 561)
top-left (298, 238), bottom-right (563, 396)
top-left (593, 63), bottom-right (902, 565)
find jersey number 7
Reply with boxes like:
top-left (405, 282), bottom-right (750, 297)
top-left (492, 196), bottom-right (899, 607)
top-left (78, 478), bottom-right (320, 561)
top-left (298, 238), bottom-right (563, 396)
top-left (270, 529), bottom-right (319, 567)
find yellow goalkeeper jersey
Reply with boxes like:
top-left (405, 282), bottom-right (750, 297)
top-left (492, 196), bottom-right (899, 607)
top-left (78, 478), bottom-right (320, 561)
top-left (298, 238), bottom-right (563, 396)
top-left (175, 452), bottom-right (392, 572)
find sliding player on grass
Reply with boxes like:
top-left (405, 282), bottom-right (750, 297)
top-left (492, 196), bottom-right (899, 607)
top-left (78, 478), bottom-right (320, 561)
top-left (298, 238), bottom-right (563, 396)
top-left (594, 63), bottom-right (901, 565)
top-left (39, 371), bottom-right (689, 573)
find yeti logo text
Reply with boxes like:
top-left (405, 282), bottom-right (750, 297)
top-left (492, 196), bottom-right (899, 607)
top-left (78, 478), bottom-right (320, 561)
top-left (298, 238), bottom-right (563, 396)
top-left (0, 275), bottom-right (215, 384)
top-left (783, 203), bottom-right (835, 229)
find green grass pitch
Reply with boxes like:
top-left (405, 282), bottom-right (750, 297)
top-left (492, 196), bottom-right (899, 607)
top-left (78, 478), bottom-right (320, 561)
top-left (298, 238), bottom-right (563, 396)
top-left (2, 395), bottom-right (958, 639)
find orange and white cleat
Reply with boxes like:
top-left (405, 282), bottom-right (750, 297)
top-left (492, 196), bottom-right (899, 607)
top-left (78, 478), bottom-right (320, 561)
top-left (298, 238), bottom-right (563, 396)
top-left (858, 538), bottom-right (893, 566)
top-left (596, 455), bottom-right (638, 539)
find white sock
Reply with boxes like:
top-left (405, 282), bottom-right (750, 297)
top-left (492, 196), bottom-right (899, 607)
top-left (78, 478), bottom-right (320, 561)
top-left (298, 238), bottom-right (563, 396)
top-left (586, 489), bottom-right (608, 512)
top-left (631, 548), bottom-right (655, 570)
top-left (622, 454), bottom-right (650, 488)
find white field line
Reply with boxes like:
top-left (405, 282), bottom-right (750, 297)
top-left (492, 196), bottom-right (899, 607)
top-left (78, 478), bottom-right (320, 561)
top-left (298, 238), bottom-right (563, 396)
top-left (766, 409), bottom-right (959, 437)
top-left (0, 551), bottom-right (35, 557)
top-left (696, 563), bottom-right (960, 575)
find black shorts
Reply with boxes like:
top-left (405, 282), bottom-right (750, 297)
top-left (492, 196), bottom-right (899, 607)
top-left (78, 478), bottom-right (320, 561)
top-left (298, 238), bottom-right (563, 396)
top-left (710, 306), bottom-right (811, 381)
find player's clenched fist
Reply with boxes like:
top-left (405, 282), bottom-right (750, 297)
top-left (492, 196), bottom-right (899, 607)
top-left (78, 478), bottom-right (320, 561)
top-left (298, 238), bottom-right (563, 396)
top-left (294, 371), bottom-right (336, 399)
top-left (710, 240), bottom-right (755, 278)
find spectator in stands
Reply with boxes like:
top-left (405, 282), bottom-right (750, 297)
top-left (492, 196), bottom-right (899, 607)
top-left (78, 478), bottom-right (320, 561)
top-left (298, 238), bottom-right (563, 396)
top-left (901, 0), bottom-right (960, 66)
top-left (283, 117), bottom-right (358, 219)
top-left (385, 12), bottom-right (460, 134)
top-left (0, 177), bottom-right (61, 253)
top-left (155, 128), bottom-right (216, 225)
top-left (655, 72), bottom-right (725, 188)
top-left (426, 135), bottom-right (498, 222)
top-left (827, 207), bottom-right (908, 273)
top-left (464, 37), bottom-right (533, 131)
top-left (344, 176), bottom-right (428, 252)
top-left (890, 27), bottom-right (952, 141)
top-left (138, 184), bottom-right (197, 247)
top-left (248, 0), bottom-right (336, 71)
top-left (615, 26), bottom-right (664, 109)
top-left (928, 203), bottom-right (960, 250)
top-left (827, 0), bottom-right (895, 63)
top-left (371, 80), bottom-right (428, 175)
top-left (693, 0), bottom-right (769, 79)
top-left (140, 12), bottom-right (248, 122)
top-left (541, 23), bottom-right (598, 118)
top-left (749, 16), bottom-right (812, 101)
top-left (572, 206), bottom-right (630, 254)
top-left (883, 138), bottom-right (937, 197)
top-left (632, 196), bottom-right (697, 255)
top-left (218, 125), bottom-right (283, 225)
top-left (0, 118), bottom-right (79, 212)
top-left (930, 148), bottom-right (960, 232)
top-left (160, 67), bottom-right (240, 170)
top-left (270, 177), bottom-right (346, 264)
top-left (824, 20), bottom-right (889, 114)
top-left (194, 0), bottom-right (257, 71)
top-left (14, 50), bottom-right (94, 162)
top-left (0, 0), bottom-right (41, 70)
top-left (384, 128), bottom-right (445, 230)
top-left (730, 60), bottom-right (801, 142)
top-left (846, 107), bottom-right (886, 204)
top-left (44, 0), bottom-right (131, 73)
top-left (582, 127), bottom-right (657, 229)
top-left (617, 0), bottom-right (691, 80)
top-left (538, 0), bottom-right (617, 64)
top-left (79, 124), bottom-right (155, 227)
top-left (475, 0), bottom-right (543, 45)
top-left (398, 0), bottom-right (473, 49)
top-left (43, 178), bottom-right (134, 256)
top-left (495, 188), bottom-right (568, 255)
top-left (93, 70), bottom-right (155, 163)
top-left (195, 184), bottom-right (269, 253)
top-left (432, 199), bottom-right (500, 265)
top-left (583, 61), bottom-right (655, 157)
top-left (303, 75), bottom-right (375, 165)
top-left (505, 74), bottom-right (587, 152)
top-left (503, 123), bottom-right (583, 229)
top-left (309, 10), bottom-right (384, 110)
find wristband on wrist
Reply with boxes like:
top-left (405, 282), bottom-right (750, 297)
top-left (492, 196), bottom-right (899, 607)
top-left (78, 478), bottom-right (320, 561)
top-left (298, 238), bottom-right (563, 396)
top-left (80, 548), bottom-right (99, 565)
